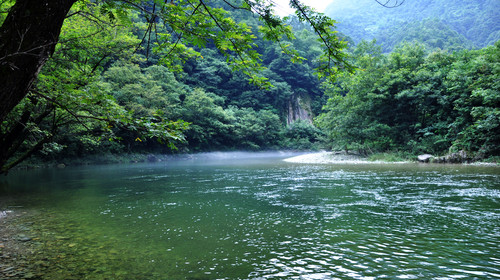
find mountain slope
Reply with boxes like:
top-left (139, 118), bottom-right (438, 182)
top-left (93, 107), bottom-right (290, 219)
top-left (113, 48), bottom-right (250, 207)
top-left (325, 0), bottom-right (500, 51)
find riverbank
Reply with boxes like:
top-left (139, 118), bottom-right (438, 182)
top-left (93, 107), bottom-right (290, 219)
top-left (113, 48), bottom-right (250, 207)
top-left (283, 151), bottom-right (409, 164)
top-left (10, 150), bottom-right (498, 173)
top-left (283, 151), bottom-right (498, 166)
top-left (10, 151), bottom-right (307, 172)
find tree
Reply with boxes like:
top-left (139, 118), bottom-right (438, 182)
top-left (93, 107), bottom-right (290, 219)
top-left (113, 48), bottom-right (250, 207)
top-left (317, 40), bottom-right (500, 159)
top-left (0, 2), bottom-right (188, 173)
top-left (0, 0), bottom-right (355, 124)
top-left (316, 40), bottom-right (392, 153)
top-left (0, 0), bottom-right (77, 122)
top-left (324, 0), bottom-right (498, 51)
top-left (0, 0), bottom-right (401, 172)
top-left (446, 41), bottom-right (500, 157)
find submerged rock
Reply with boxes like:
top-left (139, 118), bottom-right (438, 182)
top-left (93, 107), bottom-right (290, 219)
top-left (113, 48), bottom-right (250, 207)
top-left (0, 210), bottom-right (12, 219)
top-left (17, 235), bottom-right (32, 242)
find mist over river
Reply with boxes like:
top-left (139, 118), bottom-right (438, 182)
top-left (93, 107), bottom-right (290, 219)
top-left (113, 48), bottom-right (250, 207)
top-left (1, 152), bottom-right (499, 279)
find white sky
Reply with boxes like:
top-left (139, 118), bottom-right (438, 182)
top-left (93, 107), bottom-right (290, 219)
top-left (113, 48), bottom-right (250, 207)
top-left (272, 0), bottom-right (333, 16)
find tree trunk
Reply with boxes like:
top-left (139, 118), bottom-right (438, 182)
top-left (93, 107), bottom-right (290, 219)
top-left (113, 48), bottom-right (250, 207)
top-left (0, 0), bottom-right (76, 123)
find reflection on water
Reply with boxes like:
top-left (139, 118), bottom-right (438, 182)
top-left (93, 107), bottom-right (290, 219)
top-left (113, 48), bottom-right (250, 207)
top-left (1, 152), bottom-right (500, 279)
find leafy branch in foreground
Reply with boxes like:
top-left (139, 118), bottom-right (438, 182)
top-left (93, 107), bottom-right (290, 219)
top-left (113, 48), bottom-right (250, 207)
top-left (99, 0), bottom-right (352, 86)
top-left (0, 2), bottom-right (189, 174)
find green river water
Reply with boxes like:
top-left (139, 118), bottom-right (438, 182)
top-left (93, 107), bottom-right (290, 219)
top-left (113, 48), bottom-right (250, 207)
top-left (1, 152), bottom-right (499, 279)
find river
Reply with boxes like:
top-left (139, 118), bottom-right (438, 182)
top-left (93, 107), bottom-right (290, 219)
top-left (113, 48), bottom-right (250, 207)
top-left (1, 152), bottom-right (499, 279)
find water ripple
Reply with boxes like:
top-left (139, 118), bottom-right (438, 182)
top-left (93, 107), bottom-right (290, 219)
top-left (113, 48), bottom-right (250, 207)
top-left (7, 156), bottom-right (499, 279)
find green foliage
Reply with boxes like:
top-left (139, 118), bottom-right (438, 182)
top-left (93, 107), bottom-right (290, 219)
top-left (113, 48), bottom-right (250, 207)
top-left (234, 107), bottom-right (282, 149)
top-left (0, 0), bottom-right (14, 25)
top-left (99, 57), bottom-right (288, 152)
top-left (103, 62), bottom-right (185, 117)
top-left (317, 40), bottom-right (500, 159)
top-left (445, 42), bottom-right (500, 156)
top-left (280, 120), bottom-right (325, 150)
top-left (325, 0), bottom-right (499, 51)
top-left (0, 2), bottom-right (140, 171)
top-left (180, 15), bottom-right (327, 121)
top-left (103, 0), bottom-right (351, 87)
top-left (289, 0), bottom-right (352, 81)
top-left (367, 151), bottom-right (413, 162)
top-left (0, 0), bottom-right (365, 172)
top-left (176, 88), bottom-right (231, 150)
top-left (175, 89), bottom-right (283, 151)
top-left (0, 2), bottom-right (188, 173)
top-left (378, 18), bottom-right (474, 52)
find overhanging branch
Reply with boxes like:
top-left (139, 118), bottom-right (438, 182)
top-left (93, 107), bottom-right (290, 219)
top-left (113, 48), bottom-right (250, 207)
top-left (375, 0), bottom-right (405, 8)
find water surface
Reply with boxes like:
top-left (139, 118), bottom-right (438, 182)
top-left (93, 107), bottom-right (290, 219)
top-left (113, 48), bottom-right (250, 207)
top-left (1, 153), bottom-right (499, 279)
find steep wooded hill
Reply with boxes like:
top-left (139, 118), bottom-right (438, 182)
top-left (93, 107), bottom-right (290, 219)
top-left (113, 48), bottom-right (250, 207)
top-left (325, 0), bottom-right (500, 51)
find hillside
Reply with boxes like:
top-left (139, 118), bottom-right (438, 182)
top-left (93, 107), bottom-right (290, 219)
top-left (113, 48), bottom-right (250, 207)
top-left (325, 0), bottom-right (500, 51)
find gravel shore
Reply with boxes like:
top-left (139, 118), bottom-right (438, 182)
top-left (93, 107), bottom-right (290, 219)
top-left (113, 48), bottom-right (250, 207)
top-left (283, 151), bottom-right (408, 164)
top-left (0, 199), bottom-right (40, 280)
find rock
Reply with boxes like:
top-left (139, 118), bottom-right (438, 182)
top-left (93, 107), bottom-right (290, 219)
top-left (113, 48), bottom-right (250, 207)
top-left (430, 150), bottom-right (470, 164)
top-left (287, 93), bottom-right (313, 125)
top-left (147, 154), bottom-right (158, 162)
top-left (445, 150), bottom-right (469, 163)
top-left (418, 154), bottom-right (433, 163)
top-left (430, 156), bottom-right (443, 163)
top-left (0, 211), bottom-right (8, 219)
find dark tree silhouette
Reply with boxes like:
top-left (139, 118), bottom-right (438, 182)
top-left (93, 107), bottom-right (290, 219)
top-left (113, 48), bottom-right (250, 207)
top-left (0, 0), bottom-right (77, 123)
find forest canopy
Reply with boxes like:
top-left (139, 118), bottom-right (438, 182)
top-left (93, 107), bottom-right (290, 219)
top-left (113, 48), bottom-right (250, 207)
top-left (325, 0), bottom-right (500, 51)
top-left (316, 40), bottom-right (500, 160)
top-left (0, 0), bottom-right (499, 174)
top-left (0, 0), bottom-right (352, 173)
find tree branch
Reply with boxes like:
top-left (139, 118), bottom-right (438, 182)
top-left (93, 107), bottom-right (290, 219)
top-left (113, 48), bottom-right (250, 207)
top-left (30, 90), bottom-right (92, 131)
top-left (375, 0), bottom-right (405, 8)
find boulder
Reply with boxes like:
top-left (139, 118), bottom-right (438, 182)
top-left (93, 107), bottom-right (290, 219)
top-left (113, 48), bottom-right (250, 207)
top-left (445, 150), bottom-right (469, 163)
top-left (430, 150), bottom-right (470, 164)
top-left (417, 154), bottom-right (433, 163)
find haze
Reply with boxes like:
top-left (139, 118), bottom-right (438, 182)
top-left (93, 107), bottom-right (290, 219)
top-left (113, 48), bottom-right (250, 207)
top-left (272, 0), bottom-right (333, 16)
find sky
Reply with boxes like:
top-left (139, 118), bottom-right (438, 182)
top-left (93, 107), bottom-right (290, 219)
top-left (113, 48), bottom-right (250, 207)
top-left (272, 0), bottom-right (333, 16)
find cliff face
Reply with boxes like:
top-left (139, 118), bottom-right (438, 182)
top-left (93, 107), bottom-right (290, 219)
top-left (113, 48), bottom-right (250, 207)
top-left (287, 93), bottom-right (313, 125)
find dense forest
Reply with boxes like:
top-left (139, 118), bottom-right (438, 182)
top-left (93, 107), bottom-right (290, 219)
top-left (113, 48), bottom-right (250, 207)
top-left (0, 0), bottom-right (498, 173)
top-left (325, 0), bottom-right (500, 51)
top-left (317, 40), bottom-right (500, 160)
top-left (0, 0), bottom-right (334, 173)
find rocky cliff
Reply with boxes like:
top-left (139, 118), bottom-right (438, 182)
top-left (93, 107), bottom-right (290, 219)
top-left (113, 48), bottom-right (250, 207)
top-left (287, 93), bottom-right (313, 125)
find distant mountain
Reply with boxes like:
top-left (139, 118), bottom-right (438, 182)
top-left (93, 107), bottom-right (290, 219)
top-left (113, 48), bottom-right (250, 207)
top-left (325, 0), bottom-right (500, 51)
